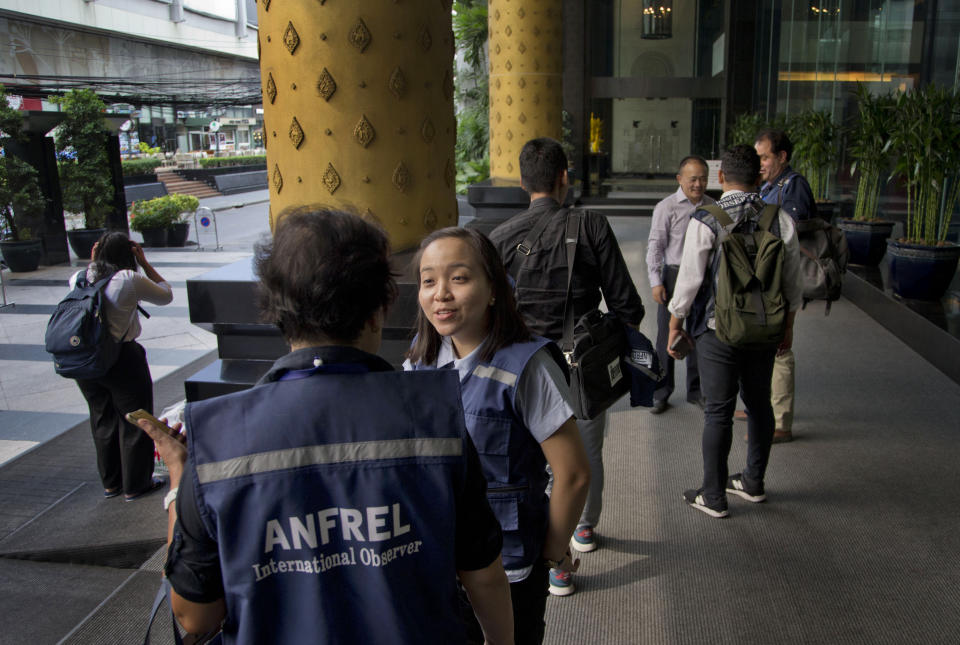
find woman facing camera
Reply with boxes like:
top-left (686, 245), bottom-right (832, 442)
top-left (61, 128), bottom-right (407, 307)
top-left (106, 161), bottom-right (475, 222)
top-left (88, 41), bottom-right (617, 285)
top-left (406, 227), bottom-right (590, 645)
top-left (73, 232), bottom-right (173, 501)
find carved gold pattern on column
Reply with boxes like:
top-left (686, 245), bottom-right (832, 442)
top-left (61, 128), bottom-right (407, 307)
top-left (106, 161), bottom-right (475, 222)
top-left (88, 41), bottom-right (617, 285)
top-left (283, 22), bottom-right (300, 54)
top-left (420, 117), bottom-right (435, 143)
top-left (263, 0), bottom-right (270, 10)
top-left (289, 117), bottom-right (305, 148)
top-left (505, 95), bottom-right (513, 106)
top-left (266, 73), bottom-right (277, 104)
top-left (317, 68), bottom-right (336, 101)
top-left (442, 70), bottom-right (454, 101)
top-left (518, 113), bottom-right (526, 124)
top-left (349, 18), bottom-right (372, 52)
top-left (354, 115), bottom-right (375, 148)
top-left (418, 26), bottom-right (432, 52)
top-left (518, 42), bottom-right (526, 54)
top-left (389, 67), bottom-right (407, 99)
top-left (323, 163), bottom-right (341, 194)
top-left (423, 207), bottom-right (438, 231)
top-left (445, 158), bottom-right (455, 188)
top-left (272, 164), bottom-right (283, 192)
top-left (517, 7), bottom-right (525, 18)
top-left (392, 162), bottom-right (410, 192)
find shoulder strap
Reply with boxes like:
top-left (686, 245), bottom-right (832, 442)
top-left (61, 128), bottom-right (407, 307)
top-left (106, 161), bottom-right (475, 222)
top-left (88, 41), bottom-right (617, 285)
top-left (757, 203), bottom-right (779, 232)
top-left (560, 210), bottom-right (581, 353)
top-left (700, 204), bottom-right (732, 228)
top-left (507, 206), bottom-right (563, 279)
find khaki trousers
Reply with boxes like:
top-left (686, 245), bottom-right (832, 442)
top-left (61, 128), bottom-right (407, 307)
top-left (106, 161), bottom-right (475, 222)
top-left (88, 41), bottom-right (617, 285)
top-left (771, 349), bottom-right (795, 432)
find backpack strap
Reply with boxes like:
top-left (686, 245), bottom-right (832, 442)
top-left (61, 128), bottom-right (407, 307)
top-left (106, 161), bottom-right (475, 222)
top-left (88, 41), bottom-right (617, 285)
top-left (560, 210), bottom-right (581, 355)
top-left (507, 206), bottom-right (563, 279)
top-left (757, 203), bottom-right (779, 232)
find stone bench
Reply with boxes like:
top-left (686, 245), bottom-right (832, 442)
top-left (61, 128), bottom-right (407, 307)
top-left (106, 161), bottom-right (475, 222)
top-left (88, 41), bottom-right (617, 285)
top-left (124, 182), bottom-right (168, 205)
top-left (213, 170), bottom-right (268, 195)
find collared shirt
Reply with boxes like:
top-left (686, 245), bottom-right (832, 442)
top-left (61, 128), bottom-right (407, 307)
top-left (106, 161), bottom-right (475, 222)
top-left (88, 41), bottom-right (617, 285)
top-left (667, 190), bottom-right (804, 327)
top-left (759, 165), bottom-right (816, 221)
top-left (646, 186), bottom-right (716, 288)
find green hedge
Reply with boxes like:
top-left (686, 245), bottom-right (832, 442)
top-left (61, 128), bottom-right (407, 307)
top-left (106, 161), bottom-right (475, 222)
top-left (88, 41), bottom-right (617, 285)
top-left (121, 158), bottom-right (162, 177)
top-left (129, 193), bottom-right (199, 232)
top-left (199, 155), bottom-right (266, 168)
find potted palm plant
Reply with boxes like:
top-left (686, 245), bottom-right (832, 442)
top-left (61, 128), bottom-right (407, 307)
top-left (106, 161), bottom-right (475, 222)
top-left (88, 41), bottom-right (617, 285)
top-left (837, 84), bottom-right (897, 266)
top-left (885, 84), bottom-right (960, 300)
top-left (791, 109), bottom-right (837, 220)
top-left (0, 85), bottom-right (47, 272)
top-left (51, 89), bottom-right (113, 260)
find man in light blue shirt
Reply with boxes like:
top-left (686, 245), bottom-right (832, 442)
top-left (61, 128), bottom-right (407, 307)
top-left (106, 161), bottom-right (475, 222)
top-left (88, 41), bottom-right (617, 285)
top-left (645, 155), bottom-right (715, 414)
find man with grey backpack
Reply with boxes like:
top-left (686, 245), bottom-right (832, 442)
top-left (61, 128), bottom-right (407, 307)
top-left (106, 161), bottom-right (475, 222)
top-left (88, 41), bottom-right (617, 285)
top-left (666, 145), bottom-right (803, 519)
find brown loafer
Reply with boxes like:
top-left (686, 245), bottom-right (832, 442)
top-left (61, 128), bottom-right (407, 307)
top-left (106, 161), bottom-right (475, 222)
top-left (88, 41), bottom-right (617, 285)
top-left (771, 430), bottom-right (793, 444)
top-left (734, 410), bottom-right (748, 421)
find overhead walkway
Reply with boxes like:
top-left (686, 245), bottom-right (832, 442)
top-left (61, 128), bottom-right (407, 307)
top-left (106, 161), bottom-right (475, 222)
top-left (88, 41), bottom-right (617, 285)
top-left (0, 214), bottom-right (958, 644)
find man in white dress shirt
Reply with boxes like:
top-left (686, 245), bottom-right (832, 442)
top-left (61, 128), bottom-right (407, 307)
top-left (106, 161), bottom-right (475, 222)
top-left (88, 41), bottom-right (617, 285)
top-left (646, 156), bottom-right (714, 415)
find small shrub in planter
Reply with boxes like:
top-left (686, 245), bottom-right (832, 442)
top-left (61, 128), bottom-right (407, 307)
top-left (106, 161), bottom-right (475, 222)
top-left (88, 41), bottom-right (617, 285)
top-left (130, 196), bottom-right (177, 247)
top-left (167, 194), bottom-right (199, 247)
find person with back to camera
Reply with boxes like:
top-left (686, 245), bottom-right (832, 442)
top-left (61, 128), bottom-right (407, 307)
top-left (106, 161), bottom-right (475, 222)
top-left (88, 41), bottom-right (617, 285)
top-left (488, 137), bottom-right (644, 590)
top-left (73, 231), bottom-right (173, 501)
top-left (666, 145), bottom-right (803, 519)
top-left (138, 208), bottom-right (515, 644)
top-left (405, 227), bottom-right (590, 644)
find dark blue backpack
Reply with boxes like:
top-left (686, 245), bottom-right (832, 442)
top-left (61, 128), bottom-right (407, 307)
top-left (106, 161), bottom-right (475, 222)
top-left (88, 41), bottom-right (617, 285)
top-left (45, 271), bottom-right (121, 379)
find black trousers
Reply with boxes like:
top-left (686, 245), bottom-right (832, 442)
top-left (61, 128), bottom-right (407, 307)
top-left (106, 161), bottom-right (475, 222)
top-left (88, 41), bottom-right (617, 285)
top-left (76, 341), bottom-right (156, 495)
top-left (461, 558), bottom-right (549, 645)
top-left (655, 265), bottom-right (701, 403)
top-left (697, 331), bottom-right (777, 504)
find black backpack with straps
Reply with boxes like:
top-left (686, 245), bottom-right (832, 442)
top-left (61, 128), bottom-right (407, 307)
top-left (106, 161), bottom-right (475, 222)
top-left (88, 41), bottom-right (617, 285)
top-left (44, 271), bottom-right (122, 379)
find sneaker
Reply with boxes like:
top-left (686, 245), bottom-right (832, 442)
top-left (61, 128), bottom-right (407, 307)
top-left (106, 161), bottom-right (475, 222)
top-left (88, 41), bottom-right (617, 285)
top-left (649, 399), bottom-right (669, 415)
top-left (725, 473), bottom-right (766, 503)
top-left (548, 568), bottom-right (575, 596)
top-left (571, 525), bottom-right (597, 553)
top-left (682, 488), bottom-right (729, 518)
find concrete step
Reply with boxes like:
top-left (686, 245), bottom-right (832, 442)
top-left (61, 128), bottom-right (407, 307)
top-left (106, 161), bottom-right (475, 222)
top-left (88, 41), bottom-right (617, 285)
top-left (155, 171), bottom-right (221, 198)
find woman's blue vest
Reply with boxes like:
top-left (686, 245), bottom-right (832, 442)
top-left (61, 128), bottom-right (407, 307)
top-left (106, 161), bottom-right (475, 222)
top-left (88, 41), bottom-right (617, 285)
top-left (414, 337), bottom-right (557, 571)
top-left (183, 366), bottom-right (471, 644)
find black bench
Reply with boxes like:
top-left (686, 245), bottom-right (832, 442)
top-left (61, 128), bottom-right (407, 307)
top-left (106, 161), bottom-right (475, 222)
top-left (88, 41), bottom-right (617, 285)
top-left (214, 170), bottom-right (269, 195)
top-left (124, 182), bottom-right (168, 205)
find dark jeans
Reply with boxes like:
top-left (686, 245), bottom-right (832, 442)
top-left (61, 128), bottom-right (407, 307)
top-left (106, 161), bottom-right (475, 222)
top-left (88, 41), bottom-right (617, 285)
top-left (76, 341), bottom-right (156, 495)
top-left (461, 559), bottom-right (549, 645)
top-left (655, 265), bottom-right (700, 403)
top-left (696, 331), bottom-right (776, 504)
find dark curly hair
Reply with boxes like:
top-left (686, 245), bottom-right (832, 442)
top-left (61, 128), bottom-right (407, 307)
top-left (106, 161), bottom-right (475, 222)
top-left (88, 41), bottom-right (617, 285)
top-left (255, 207), bottom-right (397, 344)
top-left (90, 231), bottom-right (137, 282)
top-left (721, 144), bottom-right (761, 187)
top-left (406, 227), bottom-right (531, 366)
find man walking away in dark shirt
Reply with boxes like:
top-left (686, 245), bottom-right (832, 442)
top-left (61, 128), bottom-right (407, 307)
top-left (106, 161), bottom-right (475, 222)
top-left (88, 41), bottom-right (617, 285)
top-left (489, 137), bottom-right (644, 596)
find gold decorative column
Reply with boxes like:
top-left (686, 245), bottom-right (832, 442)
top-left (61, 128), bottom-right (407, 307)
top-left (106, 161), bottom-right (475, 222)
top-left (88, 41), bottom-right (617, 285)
top-left (488, 0), bottom-right (563, 183)
top-left (257, 0), bottom-right (457, 251)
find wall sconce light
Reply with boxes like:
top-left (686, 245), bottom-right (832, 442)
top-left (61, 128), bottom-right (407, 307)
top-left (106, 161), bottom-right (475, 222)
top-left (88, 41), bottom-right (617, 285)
top-left (642, 1), bottom-right (672, 40)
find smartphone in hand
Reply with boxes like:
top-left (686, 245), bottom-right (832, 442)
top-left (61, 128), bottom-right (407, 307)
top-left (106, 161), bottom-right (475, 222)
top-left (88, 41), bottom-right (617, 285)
top-left (125, 409), bottom-right (175, 435)
top-left (669, 333), bottom-right (694, 360)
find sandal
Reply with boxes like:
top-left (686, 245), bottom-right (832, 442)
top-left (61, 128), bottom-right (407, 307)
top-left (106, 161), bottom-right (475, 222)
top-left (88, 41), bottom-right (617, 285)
top-left (103, 488), bottom-right (121, 498)
top-left (124, 477), bottom-right (165, 502)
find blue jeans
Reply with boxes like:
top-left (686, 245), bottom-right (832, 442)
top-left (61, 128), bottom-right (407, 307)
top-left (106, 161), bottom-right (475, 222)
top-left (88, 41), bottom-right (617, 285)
top-left (696, 331), bottom-right (777, 504)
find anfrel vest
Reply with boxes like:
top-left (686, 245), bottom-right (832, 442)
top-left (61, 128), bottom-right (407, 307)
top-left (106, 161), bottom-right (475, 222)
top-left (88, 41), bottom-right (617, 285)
top-left (414, 338), bottom-right (557, 571)
top-left (184, 366), bottom-right (470, 644)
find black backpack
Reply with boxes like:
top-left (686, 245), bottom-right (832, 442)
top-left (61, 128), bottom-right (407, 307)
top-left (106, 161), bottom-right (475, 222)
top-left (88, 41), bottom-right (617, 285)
top-left (45, 271), bottom-right (122, 379)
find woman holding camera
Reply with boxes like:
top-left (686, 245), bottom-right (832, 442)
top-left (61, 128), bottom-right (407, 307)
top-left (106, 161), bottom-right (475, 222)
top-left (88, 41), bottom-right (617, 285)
top-left (73, 232), bottom-right (173, 501)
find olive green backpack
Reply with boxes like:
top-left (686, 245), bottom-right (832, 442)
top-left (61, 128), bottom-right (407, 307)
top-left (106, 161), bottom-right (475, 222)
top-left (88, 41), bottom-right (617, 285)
top-left (704, 203), bottom-right (787, 349)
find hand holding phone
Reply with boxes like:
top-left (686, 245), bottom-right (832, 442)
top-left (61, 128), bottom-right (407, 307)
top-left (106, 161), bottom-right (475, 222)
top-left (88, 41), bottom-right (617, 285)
top-left (669, 332), bottom-right (694, 360)
top-left (126, 409), bottom-right (175, 435)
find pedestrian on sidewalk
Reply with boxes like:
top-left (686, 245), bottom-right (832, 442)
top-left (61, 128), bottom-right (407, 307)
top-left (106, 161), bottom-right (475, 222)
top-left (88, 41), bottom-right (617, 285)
top-left (73, 232), bottom-right (173, 501)
top-left (407, 227), bottom-right (589, 641)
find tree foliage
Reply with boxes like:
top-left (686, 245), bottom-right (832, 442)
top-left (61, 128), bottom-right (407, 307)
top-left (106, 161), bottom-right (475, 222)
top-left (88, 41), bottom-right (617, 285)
top-left (0, 84), bottom-right (47, 241)
top-left (51, 89), bottom-right (113, 229)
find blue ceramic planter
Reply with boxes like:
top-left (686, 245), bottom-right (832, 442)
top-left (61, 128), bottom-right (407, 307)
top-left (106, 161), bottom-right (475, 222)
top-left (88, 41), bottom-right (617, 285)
top-left (886, 240), bottom-right (960, 300)
top-left (837, 219), bottom-right (895, 266)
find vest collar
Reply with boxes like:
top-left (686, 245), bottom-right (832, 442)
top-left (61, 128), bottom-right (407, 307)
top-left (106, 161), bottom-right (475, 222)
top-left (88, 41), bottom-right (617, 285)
top-left (260, 345), bottom-right (393, 384)
top-left (436, 336), bottom-right (489, 382)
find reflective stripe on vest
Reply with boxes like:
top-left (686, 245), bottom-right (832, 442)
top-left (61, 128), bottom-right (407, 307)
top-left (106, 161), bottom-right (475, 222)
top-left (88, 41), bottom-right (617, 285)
top-left (196, 437), bottom-right (463, 484)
